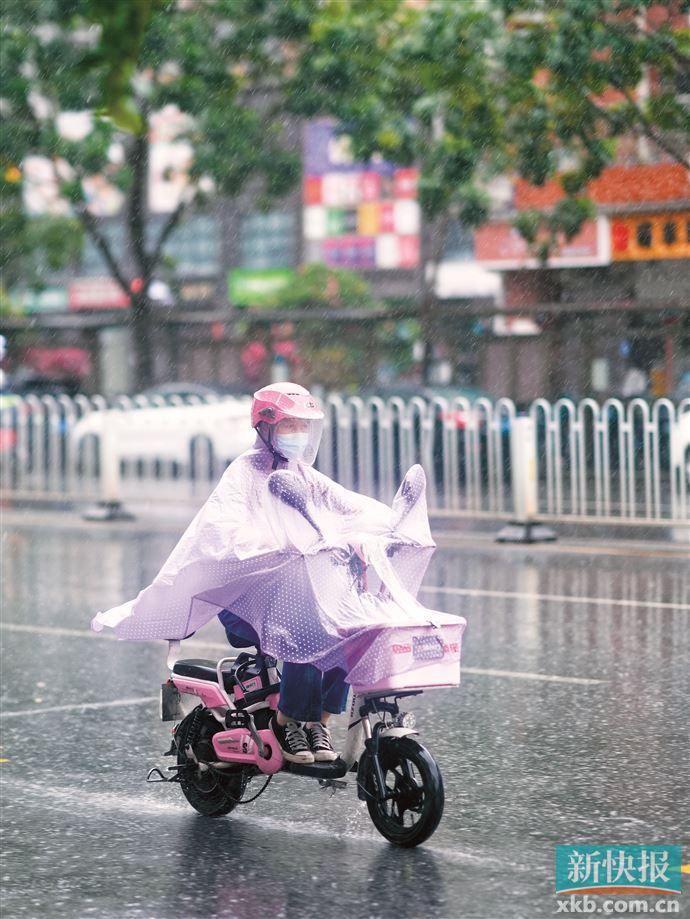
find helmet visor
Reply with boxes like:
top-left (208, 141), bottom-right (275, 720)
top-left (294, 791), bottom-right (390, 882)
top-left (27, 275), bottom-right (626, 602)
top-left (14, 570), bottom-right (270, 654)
top-left (273, 417), bottom-right (323, 466)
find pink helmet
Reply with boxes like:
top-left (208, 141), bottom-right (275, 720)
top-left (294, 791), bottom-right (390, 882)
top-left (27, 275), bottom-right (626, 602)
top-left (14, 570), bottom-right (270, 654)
top-left (251, 382), bottom-right (325, 466)
top-left (251, 382), bottom-right (324, 427)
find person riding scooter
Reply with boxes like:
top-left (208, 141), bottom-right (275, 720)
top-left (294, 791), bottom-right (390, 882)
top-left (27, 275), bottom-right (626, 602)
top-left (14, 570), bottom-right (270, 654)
top-left (93, 382), bottom-right (465, 848)
top-left (218, 384), bottom-right (362, 764)
top-left (92, 381), bottom-right (440, 764)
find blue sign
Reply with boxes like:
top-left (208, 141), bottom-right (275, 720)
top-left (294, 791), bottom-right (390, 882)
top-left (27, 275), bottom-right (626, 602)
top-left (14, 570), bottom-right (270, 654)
top-left (556, 845), bottom-right (682, 895)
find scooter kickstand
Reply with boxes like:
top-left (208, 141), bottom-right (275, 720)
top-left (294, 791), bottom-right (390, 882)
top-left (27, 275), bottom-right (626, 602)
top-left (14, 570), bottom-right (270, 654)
top-left (146, 767), bottom-right (167, 783)
top-left (146, 764), bottom-right (187, 783)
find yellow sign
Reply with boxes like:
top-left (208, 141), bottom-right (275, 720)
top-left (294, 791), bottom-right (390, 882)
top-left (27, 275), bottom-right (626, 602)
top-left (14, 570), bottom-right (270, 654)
top-left (611, 211), bottom-right (690, 261)
top-left (357, 202), bottom-right (380, 235)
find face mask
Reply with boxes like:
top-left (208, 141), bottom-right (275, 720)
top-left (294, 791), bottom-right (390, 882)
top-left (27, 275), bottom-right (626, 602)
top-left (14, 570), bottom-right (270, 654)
top-left (274, 432), bottom-right (309, 461)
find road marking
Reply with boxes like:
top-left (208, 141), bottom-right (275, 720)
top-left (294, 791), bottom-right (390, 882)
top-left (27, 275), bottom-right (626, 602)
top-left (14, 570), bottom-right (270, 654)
top-left (5, 509), bottom-right (689, 560)
top-left (0, 696), bottom-right (158, 719)
top-left (432, 529), bottom-right (690, 559)
top-left (462, 667), bottom-right (605, 685)
top-left (0, 621), bottom-right (226, 652)
top-left (420, 585), bottom-right (690, 611)
top-left (0, 622), bottom-right (118, 640)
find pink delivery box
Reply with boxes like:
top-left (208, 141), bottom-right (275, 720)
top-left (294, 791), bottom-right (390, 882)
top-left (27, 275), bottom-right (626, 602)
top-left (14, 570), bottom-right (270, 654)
top-left (346, 619), bottom-right (466, 694)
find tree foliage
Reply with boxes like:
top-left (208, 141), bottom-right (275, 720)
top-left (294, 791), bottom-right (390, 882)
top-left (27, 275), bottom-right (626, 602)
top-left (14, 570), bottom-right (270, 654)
top-left (500, 0), bottom-right (689, 249)
top-left (293, 0), bottom-right (502, 228)
top-left (1, 0), bottom-right (688, 387)
top-left (259, 263), bottom-right (396, 388)
top-left (266, 263), bottom-right (382, 313)
top-left (0, 0), bottom-right (317, 386)
top-left (295, 0), bottom-right (689, 252)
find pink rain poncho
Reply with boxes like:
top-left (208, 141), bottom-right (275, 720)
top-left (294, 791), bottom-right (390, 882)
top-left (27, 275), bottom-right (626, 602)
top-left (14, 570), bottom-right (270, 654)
top-left (92, 440), bottom-right (465, 687)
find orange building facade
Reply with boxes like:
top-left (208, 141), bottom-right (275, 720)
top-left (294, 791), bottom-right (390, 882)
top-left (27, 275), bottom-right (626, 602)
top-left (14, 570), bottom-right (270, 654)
top-left (473, 162), bottom-right (689, 403)
top-left (468, 2), bottom-right (689, 403)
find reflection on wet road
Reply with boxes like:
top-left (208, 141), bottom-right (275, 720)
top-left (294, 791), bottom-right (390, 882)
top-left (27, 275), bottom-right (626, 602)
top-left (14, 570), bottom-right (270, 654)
top-left (1, 515), bottom-right (688, 918)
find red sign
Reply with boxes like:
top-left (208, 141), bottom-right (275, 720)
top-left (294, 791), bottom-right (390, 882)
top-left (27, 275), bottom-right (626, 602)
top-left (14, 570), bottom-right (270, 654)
top-left (393, 168), bottom-right (418, 199)
top-left (23, 346), bottom-right (91, 377)
top-left (68, 277), bottom-right (130, 310)
top-left (360, 171), bottom-right (381, 202)
top-left (303, 176), bottom-right (322, 205)
top-left (398, 235), bottom-right (420, 268)
top-left (611, 221), bottom-right (630, 253)
top-left (379, 202), bottom-right (395, 233)
top-left (474, 217), bottom-right (611, 269)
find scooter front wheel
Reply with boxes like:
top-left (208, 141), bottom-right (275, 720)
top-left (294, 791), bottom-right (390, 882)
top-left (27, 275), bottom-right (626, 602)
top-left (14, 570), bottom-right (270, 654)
top-left (360, 736), bottom-right (444, 848)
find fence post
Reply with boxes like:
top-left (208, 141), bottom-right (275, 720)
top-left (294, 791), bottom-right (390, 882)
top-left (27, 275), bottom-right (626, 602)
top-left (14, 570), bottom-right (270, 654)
top-left (83, 409), bottom-right (134, 521)
top-left (496, 415), bottom-right (556, 543)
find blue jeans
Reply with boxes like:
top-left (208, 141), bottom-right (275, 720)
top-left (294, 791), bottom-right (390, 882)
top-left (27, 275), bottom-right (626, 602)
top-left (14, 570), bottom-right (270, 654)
top-left (218, 610), bottom-right (350, 723)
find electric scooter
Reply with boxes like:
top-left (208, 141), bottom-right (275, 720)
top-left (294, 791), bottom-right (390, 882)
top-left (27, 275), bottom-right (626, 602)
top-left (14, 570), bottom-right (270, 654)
top-left (148, 628), bottom-right (458, 848)
top-left (146, 470), bottom-right (464, 848)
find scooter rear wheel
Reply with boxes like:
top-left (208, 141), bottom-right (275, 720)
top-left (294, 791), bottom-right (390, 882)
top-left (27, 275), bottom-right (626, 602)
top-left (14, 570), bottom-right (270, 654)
top-left (360, 736), bottom-right (444, 848)
top-left (175, 707), bottom-right (248, 817)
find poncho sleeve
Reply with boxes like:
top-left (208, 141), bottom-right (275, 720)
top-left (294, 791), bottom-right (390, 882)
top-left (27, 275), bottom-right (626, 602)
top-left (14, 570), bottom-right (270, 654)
top-left (305, 463), bottom-right (434, 548)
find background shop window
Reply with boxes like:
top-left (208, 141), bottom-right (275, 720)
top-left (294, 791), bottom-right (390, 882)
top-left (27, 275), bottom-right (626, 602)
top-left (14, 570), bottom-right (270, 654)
top-left (662, 221), bottom-right (677, 246)
top-left (240, 211), bottom-right (297, 269)
top-left (636, 222), bottom-right (652, 248)
top-left (163, 214), bottom-right (220, 277)
top-left (81, 223), bottom-right (126, 276)
top-left (443, 219), bottom-right (474, 261)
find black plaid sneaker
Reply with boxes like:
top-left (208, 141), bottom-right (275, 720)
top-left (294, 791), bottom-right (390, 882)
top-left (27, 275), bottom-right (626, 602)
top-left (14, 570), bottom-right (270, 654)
top-left (305, 721), bottom-right (338, 762)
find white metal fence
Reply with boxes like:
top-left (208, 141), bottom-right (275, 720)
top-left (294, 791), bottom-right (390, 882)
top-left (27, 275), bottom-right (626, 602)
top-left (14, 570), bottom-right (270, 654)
top-left (1, 393), bottom-right (688, 526)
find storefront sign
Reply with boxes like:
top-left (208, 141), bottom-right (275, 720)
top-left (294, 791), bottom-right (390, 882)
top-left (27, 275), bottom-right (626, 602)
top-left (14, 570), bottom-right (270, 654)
top-left (68, 277), bottom-right (130, 310)
top-left (475, 217), bottom-right (611, 269)
top-left (302, 119), bottom-right (421, 270)
top-left (13, 286), bottom-right (69, 313)
top-left (179, 281), bottom-right (217, 303)
top-left (492, 315), bottom-right (541, 336)
top-left (228, 269), bottom-right (295, 307)
top-left (610, 211), bottom-right (690, 261)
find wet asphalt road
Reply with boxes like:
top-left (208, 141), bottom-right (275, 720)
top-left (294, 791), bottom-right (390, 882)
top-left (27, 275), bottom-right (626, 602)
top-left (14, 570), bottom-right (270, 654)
top-left (1, 511), bottom-right (689, 919)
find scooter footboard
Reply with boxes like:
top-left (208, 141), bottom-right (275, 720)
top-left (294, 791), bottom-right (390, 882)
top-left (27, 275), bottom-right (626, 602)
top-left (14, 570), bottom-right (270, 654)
top-left (348, 621), bottom-right (465, 693)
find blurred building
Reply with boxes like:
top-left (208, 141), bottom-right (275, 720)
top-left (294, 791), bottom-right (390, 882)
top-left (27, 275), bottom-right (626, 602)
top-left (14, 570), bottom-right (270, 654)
top-left (466, 2), bottom-right (690, 404)
top-left (2, 7), bottom-right (688, 401)
top-left (3, 113), bottom-right (491, 395)
top-left (472, 163), bottom-right (689, 403)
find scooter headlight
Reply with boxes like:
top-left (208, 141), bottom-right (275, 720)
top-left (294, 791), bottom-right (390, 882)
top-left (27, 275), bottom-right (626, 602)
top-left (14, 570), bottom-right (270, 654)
top-left (394, 712), bottom-right (416, 729)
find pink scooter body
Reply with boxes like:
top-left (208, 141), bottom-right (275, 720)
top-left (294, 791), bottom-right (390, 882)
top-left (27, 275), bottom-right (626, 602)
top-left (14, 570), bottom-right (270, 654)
top-left (171, 671), bottom-right (285, 774)
top-left (172, 676), bottom-right (229, 709)
top-left (211, 727), bottom-right (283, 774)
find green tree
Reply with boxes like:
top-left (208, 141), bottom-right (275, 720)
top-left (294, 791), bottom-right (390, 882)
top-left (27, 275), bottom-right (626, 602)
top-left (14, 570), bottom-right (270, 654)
top-left (260, 263), bottom-right (398, 388)
top-left (502, 0), bottom-right (690, 257)
top-left (294, 0), bottom-right (689, 378)
top-left (1, 0), bottom-right (316, 388)
top-left (293, 0), bottom-right (504, 380)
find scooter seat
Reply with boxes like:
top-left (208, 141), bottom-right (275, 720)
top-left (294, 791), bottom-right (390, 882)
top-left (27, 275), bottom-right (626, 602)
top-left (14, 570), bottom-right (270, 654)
top-left (172, 659), bottom-right (236, 691)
